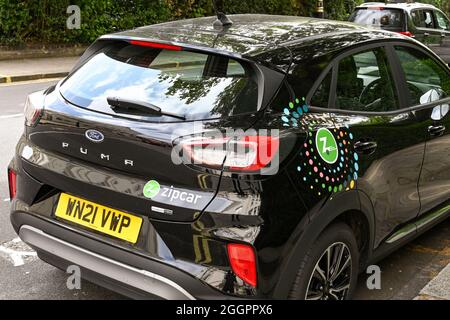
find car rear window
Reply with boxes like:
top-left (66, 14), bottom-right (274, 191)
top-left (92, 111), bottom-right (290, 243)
top-left (60, 42), bottom-right (259, 122)
top-left (349, 8), bottom-right (405, 30)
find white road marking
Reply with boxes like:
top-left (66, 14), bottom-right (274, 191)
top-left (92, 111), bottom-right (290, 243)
top-left (3, 198), bottom-right (10, 202)
top-left (0, 113), bottom-right (23, 119)
top-left (416, 263), bottom-right (450, 300)
top-left (0, 237), bottom-right (37, 267)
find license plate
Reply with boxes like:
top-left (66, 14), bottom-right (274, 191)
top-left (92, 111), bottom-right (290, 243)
top-left (55, 193), bottom-right (143, 244)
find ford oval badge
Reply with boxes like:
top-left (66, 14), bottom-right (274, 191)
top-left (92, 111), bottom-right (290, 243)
top-left (85, 129), bottom-right (104, 143)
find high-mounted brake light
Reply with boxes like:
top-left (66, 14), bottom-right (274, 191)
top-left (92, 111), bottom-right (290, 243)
top-left (227, 243), bottom-right (257, 287)
top-left (179, 135), bottom-right (280, 172)
top-left (129, 40), bottom-right (182, 51)
top-left (7, 169), bottom-right (17, 200)
top-left (398, 31), bottom-right (415, 38)
top-left (24, 91), bottom-right (45, 127)
top-left (368, 6), bottom-right (384, 10)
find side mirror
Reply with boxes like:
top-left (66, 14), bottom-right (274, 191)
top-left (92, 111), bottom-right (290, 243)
top-left (431, 104), bottom-right (449, 121)
top-left (421, 89), bottom-right (449, 121)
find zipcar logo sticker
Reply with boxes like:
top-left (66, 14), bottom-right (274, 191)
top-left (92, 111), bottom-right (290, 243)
top-left (281, 97), bottom-right (359, 196)
top-left (143, 181), bottom-right (203, 205)
top-left (143, 180), bottom-right (161, 199)
top-left (316, 128), bottom-right (338, 164)
top-left (85, 129), bottom-right (104, 143)
top-left (160, 186), bottom-right (202, 204)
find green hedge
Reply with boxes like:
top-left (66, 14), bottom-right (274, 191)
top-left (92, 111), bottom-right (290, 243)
top-left (0, 0), bottom-right (173, 46)
top-left (0, 0), bottom-right (448, 47)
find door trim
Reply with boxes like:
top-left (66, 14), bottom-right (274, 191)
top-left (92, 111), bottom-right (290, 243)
top-left (385, 203), bottom-right (450, 244)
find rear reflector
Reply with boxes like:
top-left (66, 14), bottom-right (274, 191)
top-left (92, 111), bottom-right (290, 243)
top-left (227, 243), bottom-right (257, 287)
top-left (398, 31), bottom-right (414, 38)
top-left (129, 40), bottom-right (182, 51)
top-left (8, 169), bottom-right (17, 200)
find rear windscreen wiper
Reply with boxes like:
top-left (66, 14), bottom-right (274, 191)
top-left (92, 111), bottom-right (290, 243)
top-left (107, 97), bottom-right (186, 120)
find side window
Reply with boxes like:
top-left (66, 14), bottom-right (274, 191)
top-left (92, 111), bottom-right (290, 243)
top-left (269, 82), bottom-right (293, 112)
top-left (435, 11), bottom-right (450, 30)
top-left (310, 70), bottom-right (332, 108)
top-left (227, 59), bottom-right (246, 76)
top-left (423, 10), bottom-right (435, 29)
top-left (335, 48), bottom-right (398, 112)
top-left (395, 46), bottom-right (450, 106)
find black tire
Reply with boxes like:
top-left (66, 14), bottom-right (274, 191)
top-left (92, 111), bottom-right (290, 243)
top-left (288, 223), bottom-right (359, 300)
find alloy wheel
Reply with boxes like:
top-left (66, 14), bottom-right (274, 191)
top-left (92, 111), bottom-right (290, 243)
top-left (305, 242), bottom-right (352, 300)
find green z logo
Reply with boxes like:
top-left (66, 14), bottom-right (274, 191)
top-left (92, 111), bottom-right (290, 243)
top-left (316, 128), bottom-right (338, 164)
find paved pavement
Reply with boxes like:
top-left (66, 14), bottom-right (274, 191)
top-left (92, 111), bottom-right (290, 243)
top-left (0, 56), bottom-right (79, 83)
top-left (0, 46), bottom-right (87, 61)
top-left (0, 79), bottom-right (449, 300)
top-left (355, 219), bottom-right (450, 300)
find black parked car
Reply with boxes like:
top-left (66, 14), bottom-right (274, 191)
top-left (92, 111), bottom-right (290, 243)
top-left (8, 14), bottom-right (450, 300)
top-left (349, 1), bottom-right (450, 63)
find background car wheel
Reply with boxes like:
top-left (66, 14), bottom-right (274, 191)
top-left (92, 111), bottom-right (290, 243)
top-left (289, 223), bottom-right (360, 300)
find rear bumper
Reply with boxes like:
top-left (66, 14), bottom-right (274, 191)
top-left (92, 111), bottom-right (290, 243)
top-left (19, 225), bottom-right (195, 300)
top-left (11, 211), bottom-right (233, 300)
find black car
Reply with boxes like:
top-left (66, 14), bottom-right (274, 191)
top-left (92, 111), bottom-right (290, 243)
top-left (8, 14), bottom-right (450, 300)
top-left (349, 1), bottom-right (450, 63)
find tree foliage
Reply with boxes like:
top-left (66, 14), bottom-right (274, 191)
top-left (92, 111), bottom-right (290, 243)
top-left (0, 0), bottom-right (448, 47)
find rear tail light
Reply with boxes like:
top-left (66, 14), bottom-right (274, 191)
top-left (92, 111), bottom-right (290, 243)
top-left (129, 40), bottom-right (182, 51)
top-left (178, 134), bottom-right (280, 173)
top-left (7, 169), bottom-right (17, 200)
top-left (398, 31), bottom-right (414, 38)
top-left (24, 91), bottom-right (45, 127)
top-left (227, 243), bottom-right (257, 287)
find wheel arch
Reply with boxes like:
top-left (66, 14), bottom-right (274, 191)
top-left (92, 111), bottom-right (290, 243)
top-left (271, 189), bottom-right (375, 299)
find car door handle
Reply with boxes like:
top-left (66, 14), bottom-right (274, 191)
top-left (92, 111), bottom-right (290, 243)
top-left (428, 125), bottom-right (446, 137)
top-left (354, 141), bottom-right (377, 155)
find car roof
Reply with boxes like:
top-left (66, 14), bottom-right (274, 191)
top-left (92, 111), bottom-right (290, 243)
top-left (356, 2), bottom-right (438, 12)
top-left (103, 14), bottom-right (396, 55)
top-left (99, 14), bottom-right (408, 72)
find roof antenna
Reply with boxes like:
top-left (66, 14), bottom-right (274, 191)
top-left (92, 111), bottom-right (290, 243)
top-left (212, 0), bottom-right (233, 28)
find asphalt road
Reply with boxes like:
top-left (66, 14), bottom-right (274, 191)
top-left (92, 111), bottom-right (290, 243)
top-left (0, 80), bottom-right (448, 300)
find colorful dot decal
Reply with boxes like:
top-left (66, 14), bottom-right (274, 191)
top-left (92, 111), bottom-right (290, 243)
top-left (281, 97), bottom-right (360, 195)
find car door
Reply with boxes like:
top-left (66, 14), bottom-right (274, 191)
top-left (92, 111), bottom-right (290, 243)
top-left (434, 10), bottom-right (450, 39)
top-left (313, 44), bottom-right (426, 246)
top-left (433, 10), bottom-right (450, 63)
top-left (411, 9), bottom-right (442, 47)
top-left (392, 44), bottom-right (450, 216)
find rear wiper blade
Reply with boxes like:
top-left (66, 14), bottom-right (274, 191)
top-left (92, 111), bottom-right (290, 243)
top-left (107, 97), bottom-right (186, 120)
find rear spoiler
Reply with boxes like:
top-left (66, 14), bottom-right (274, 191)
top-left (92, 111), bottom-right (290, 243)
top-left (75, 35), bottom-right (246, 69)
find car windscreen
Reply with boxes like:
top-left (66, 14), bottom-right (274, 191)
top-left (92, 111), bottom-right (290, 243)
top-left (59, 42), bottom-right (259, 122)
top-left (349, 8), bottom-right (405, 30)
